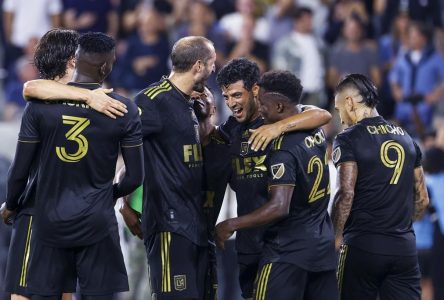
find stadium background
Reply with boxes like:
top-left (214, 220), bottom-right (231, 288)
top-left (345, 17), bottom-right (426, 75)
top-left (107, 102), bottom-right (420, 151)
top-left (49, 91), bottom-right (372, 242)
top-left (1, 0), bottom-right (444, 299)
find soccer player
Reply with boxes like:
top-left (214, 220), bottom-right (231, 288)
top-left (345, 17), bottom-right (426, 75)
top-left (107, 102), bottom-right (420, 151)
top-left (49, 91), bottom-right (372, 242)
top-left (1, 32), bottom-right (143, 299)
top-left (192, 87), bottom-right (232, 299)
top-left (0, 28), bottom-right (80, 300)
top-left (331, 74), bottom-right (429, 300)
top-left (134, 36), bottom-right (216, 300)
top-left (215, 58), bottom-right (332, 300)
top-left (216, 70), bottom-right (338, 300)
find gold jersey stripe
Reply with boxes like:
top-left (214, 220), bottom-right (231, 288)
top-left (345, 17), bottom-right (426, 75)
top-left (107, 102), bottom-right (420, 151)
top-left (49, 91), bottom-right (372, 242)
top-left (161, 232), bottom-right (172, 292)
top-left (337, 244), bottom-right (348, 296)
top-left (256, 263), bottom-right (272, 300)
top-left (144, 81), bottom-right (169, 96)
top-left (20, 216), bottom-right (33, 287)
top-left (150, 86), bottom-right (172, 99)
top-left (145, 81), bottom-right (170, 98)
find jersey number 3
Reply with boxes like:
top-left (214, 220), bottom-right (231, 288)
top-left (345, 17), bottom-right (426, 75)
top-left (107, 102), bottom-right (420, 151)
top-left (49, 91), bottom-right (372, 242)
top-left (56, 115), bottom-right (90, 163)
top-left (380, 140), bottom-right (405, 184)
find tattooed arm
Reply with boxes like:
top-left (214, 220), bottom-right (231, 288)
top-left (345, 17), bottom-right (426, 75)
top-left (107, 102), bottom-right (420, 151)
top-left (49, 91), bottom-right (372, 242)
top-left (248, 105), bottom-right (332, 151)
top-left (332, 162), bottom-right (358, 242)
top-left (413, 166), bottom-right (429, 221)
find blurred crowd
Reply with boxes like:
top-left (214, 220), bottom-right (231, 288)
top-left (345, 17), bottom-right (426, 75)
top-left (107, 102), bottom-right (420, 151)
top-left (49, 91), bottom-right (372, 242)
top-left (1, 0), bottom-right (444, 299)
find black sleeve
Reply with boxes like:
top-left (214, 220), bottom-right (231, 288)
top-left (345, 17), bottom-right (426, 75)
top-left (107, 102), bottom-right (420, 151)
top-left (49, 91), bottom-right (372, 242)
top-left (413, 140), bottom-right (422, 168)
top-left (6, 142), bottom-right (39, 210)
top-left (332, 133), bottom-right (356, 167)
top-left (218, 116), bottom-right (238, 143)
top-left (6, 103), bottom-right (41, 210)
top-left (121, 100), bottom-right (143, 148)
top-left (268, 150), bottom-right (297, 187)
top-left (18, 103), bottom-right (40, 143)
top-left (113, 145), bottom-right (144, 199)
top-left (134, 92), bottom-right (163, 137)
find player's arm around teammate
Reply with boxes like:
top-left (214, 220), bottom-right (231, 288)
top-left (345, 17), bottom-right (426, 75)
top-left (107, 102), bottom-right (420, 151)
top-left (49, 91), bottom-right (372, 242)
top-left (23, 78), bottom-right (127, 119)
top-left (248, 104), bottom-right (332, 151)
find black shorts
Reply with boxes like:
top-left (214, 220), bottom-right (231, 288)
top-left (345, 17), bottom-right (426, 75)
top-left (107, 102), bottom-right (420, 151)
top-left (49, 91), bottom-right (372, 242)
top-left (237, 252), bottom-right (261, 299)
top-left (4, 214), bottom-right (33, 298)
top-left (337, 244), bottom-right (421, 300)
top-left (145, 232), bottom-right (208, 300)
top-left (26, 230), bottom-right (128, 296)
top-left (253, 262), bottom-right (338, 300)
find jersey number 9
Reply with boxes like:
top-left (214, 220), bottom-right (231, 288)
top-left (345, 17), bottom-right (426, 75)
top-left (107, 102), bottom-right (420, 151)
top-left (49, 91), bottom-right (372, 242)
top-left (380, 140), bottom-right (405, 184)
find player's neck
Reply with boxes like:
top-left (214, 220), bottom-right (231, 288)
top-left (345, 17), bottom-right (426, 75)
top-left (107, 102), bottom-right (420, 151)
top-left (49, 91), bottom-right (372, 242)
top-left (72, 72), bottom-right (100, 84)
top-left (168, 72), bottom-right (194, 96)
top-left (355, 108), bottom-right (379, 123)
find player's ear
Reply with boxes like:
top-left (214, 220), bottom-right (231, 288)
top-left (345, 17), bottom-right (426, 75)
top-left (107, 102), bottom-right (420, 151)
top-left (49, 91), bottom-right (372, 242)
top-left (276, 102), bottom-right (284, 113)
top-left (67, 57), bottom-right (76, 69)
top-left (210, 104), bottom-right (216, 116)
top-left (193, 60), bottom-right (203, 73)
top-left (252, 84), bottom-right (259, 98)
top-left (345, 96), bottom-right (354, 112)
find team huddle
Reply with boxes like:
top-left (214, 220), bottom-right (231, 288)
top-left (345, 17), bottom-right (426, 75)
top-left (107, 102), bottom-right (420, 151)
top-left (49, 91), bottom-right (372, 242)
top-left (0, 29), bottom-right (429, 300)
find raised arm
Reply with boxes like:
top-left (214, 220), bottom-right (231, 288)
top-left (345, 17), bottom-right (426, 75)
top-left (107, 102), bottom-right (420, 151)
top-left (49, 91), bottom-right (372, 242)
top-left (331, 162), bottom-right (358, 247)
top-left (249, 105), bottom-right (332, 151)
top-left (215, 185), bottom-right (293, 249)
top-left (412, 166), bottom-right (429, 221)
top-left (23, 79), bottom-right (127, 119)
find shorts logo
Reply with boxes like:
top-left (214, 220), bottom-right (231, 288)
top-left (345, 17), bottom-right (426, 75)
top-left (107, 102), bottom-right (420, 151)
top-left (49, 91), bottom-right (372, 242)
top-left (240, 142), bottom-right (249, 156)
top-left (271, 163), bottom-right (285, 179)
top-left (332, 147), bottom-right (341, 164)
top-left (174, 275), bottom-right (187, 291)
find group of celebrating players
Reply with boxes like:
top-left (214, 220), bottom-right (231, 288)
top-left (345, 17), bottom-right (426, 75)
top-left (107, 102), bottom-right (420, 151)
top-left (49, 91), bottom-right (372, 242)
top-left (0, 28), bottom-right (430, 300)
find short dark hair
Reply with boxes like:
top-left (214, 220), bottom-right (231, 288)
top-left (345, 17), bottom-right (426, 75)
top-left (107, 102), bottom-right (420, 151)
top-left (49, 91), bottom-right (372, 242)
top-left (409, 21), bottom-right (433, 42)
top-left (336, 73), bottom-right (379, 108)
top-left (78, 32), bottom-right (116, 54)
top-left (34, 29), bottom-right (79, 80)
top-left (171, 36), bottom-right (214, 72)
top-left (216, 58), bottom-right (260, 91)
top-left (257, 70), bottom-right (303, 104)
top-left (293, 6), bottom-right (313, 20)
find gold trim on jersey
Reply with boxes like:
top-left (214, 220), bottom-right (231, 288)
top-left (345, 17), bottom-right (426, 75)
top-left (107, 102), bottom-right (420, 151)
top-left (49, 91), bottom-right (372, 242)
top-left (274, 136), bottom-right (284, 151)
top-left (20, 216), bottom-right (33, 287)
top-left (145, 81), bottom-right (172, 100)
top-left (337, 244), bottom-right (348, 296)
top-left (161, 232), bottom-right (172, 292)
top-left (18, 140), bottom-right (40, 143)
top-left (255, 263), bottom-right (272, 300)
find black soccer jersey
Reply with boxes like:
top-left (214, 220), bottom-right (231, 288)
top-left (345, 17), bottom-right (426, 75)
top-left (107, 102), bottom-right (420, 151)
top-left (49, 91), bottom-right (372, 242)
top-left (135, 79), bottom-right (207, 246)
top-left (263, 128), bottom-right (336, 272)
top-left (332, 116), bottom-right (421, 256)
top-left (19, 82), bottom-right (142, 247)
top-left (202, 133), bottom-right (231, 237)
top-left (220, 116), bottom-right (269, 254)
